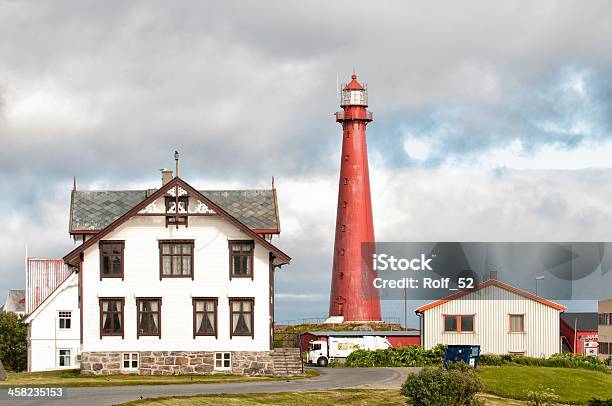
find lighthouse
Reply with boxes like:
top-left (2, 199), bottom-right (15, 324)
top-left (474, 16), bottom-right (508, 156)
top-left (328, 74), bottom-right (382, 322)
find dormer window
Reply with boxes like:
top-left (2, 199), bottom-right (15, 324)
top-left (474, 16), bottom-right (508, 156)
top-left (99, 241), bottom-right (124, 280)
top-left (165, 196), bottom-right (189, 214)
top-left (165, 196), bottom-right (189, 227)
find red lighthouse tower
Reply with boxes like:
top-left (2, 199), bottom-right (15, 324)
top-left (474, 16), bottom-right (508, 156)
top-left (328, 74), bottom-right (382, 322)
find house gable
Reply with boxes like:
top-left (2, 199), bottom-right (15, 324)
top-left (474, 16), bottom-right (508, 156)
top-left (64, 177), bottom-right (290, 267)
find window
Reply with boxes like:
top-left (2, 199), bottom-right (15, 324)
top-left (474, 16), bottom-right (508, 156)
top-left (164, 192), bottom-right (189, 227)
top-left (461, 315), bottom-right (474, 332)
top-left (137, 298), bottom-right (161, 338)
top-left (444, 315), bottom-right (458, 331)
top-left (193, 298), bottom-right (217, 338)
top-left (443, 315), bottom-right (474, 332)
top-left (58, 349), bottom-right (71, 367)
top-left (310, 343), bottom-right (321, 351)
top-left (600, 342), bottom-right (610, 355)
top-left (58, 311), bottom-right (71, 329)
top-left (165, 196), bottom-right (189, 213)
top-left (509, 314), bottom-right (525, 333)
top-left (599, 313), bottom-right (612, 326)
top-left (214, 352), bottom-right (231, 370)
top-left (159, 240), bottom-right (194, 279)
top-left (229, 241), bottom-right (254, 279)
top-left (122, 353), bottom-right (139, 370)
top-left (229, 298), bottom-right (254, 337)
top-left (100, 298), bottom-right (124, 337)
top-left (99, 241), bottom-right (124, 279)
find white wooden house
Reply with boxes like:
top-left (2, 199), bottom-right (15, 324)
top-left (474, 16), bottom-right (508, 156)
top-left (25, 171), bottom-right (294, 375)
top-left (416, 279), bottom-right (566, 358)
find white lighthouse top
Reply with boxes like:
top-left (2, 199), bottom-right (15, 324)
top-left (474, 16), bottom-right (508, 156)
top-left (341, 74), bottom-right (368, 107)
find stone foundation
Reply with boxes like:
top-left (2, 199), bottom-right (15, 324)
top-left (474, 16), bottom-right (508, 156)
top-left (80, 350), bottom-right (301, 376)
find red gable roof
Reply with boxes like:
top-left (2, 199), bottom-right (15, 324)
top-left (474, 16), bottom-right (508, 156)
top-left (416, 279), bottom-right (566, 312)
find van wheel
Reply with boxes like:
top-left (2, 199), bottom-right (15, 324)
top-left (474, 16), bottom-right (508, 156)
top-left (317, 357), bottom-right (328, 367)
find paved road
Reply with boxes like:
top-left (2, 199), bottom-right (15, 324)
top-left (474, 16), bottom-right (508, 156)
top-left (1, 367), bottom-right (416, 406)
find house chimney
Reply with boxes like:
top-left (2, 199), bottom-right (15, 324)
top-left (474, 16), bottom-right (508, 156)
top-left (161, 169), bottom-right (173, 185)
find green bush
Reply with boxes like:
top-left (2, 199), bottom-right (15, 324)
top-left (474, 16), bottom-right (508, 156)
top-left (345, 344), bottom-right (445, 367)
top-left (0, 313), bottom-right (27, 372)
top-left (588, 399), bottom-right (612, 406)
top-left (479, 352), bottom-right (609, 373)
top-left (401, 363), bottom-right (484, 406)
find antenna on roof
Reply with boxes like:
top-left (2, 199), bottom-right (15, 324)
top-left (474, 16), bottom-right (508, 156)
top-left (174, 151), bottom-right (180, 178)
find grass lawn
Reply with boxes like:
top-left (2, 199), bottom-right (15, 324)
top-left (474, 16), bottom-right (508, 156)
top-left (477, 365), bottom-right (612, 404)
top-left (118, 390), bottom-right (526, 405)
top-left (119, 389), bottom-right (403, 405)
top-left (0, 369), bottom-right (318, 388)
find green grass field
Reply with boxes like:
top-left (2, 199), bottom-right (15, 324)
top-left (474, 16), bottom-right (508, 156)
top-left (477, 365), bottom-right (612, 404)
top-left (119, 389), bottom-right (404, 405)
top-left (0, 369), bottom-right (318, 388)
top-left (117, 390), bottom-right (527, 405)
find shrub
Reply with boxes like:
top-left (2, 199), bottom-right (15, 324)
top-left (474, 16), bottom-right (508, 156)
top-left (525, 385), bottom-right (560, 406)
top-left (345, 344), bottom-right (445, 367)
top-left (401, 363), bottom-right (484, 406)
top-left (588, 399), bottom-right (612, 406)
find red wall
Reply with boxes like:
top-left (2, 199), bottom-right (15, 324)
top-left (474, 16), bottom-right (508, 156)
top-left (560, 320), bottom-right (598, 355)
top-left (388, 336), bottom-right (421, 347)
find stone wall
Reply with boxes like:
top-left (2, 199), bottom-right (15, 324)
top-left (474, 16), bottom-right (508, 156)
top-left (80, 350), bottom-right (297, 376)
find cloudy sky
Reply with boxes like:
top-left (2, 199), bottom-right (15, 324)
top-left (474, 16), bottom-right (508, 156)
top-left (2, 1), bottom-right (612, 323)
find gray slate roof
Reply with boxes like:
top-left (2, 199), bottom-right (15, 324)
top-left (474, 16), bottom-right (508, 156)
top-left (560, 312), bottom-right (599, 331)
top-left (70, 189), bottom-right (279, 232)
top-left (2, 290), bottom-right (25, 313)
top-left (303, 330), bottom-right (420, 337)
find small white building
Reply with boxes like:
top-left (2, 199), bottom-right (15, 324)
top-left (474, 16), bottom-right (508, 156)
top-left (24, 273), bottom-right (80, 372)
top-left (25, 170), bottom-right (294, 375)
top-left (416, 279), bottom-right (566, 358)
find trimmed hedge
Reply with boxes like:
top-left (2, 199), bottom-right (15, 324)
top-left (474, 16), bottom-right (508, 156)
top-left (478, 352), bottom-right (610, 373)
top-left (345, 344), bottom-right (445, 367)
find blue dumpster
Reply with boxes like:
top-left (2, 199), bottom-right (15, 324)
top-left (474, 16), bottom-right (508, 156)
top-left (443, 345), bottom-right (481, 368)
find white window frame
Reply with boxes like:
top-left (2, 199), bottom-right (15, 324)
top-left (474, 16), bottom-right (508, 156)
top-left (122, 353), bottom-right (139, 370)
top-left (58, 311), bottom-right (72, 330)
top-left (214, 352), bottom-right (231, 371)
top-left (57, 349), bottom-right (71, 367)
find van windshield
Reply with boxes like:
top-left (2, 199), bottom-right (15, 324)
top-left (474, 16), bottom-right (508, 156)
top-left (309, 343), bottom-right (322, 351)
